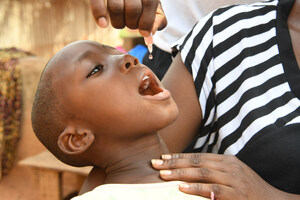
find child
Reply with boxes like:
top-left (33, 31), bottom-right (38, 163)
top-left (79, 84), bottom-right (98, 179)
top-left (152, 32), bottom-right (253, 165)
top-left (31, 40), bottom-right (208, 200)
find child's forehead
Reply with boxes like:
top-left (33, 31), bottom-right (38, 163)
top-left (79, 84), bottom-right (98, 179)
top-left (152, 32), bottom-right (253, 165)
top-left (45, 41), bottom-right (122, 76)
top-left (58, 41), bottom-right (122, 62)
top-left (64, 41), bottom-right (113, 55)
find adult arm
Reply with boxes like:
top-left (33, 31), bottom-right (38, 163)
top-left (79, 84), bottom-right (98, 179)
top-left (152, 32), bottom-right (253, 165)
top-left (152, 153), bottom-right (300, 200)
top-left (89, 0), bottom-right (167, 36)
top-left (158, 53), bottom-right (203, 153)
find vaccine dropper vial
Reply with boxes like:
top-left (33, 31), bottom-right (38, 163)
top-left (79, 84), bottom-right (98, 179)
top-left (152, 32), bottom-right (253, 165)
top-left (144, 35), bottom-right (153, 60)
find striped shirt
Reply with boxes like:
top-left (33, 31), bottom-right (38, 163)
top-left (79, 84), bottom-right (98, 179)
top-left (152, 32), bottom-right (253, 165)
top-left (174, 0), bottom-right (300, 193)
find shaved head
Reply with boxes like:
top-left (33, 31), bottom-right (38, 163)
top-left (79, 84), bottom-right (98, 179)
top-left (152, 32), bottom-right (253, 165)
top-left (31, 51), bottom-right (88, 167)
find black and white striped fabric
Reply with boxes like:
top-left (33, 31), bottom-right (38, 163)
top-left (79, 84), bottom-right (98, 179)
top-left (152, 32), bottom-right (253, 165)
top-left (174, 0), bottom-right (300, 156)
top-left (173, 0), bottom-right (300, 193)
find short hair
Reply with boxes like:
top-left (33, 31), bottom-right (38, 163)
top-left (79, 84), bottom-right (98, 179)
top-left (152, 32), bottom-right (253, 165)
top-left (31, 61), bottom-right (88, 167)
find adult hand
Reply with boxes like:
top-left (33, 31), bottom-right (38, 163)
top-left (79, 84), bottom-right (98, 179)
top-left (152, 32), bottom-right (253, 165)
top-left (151, 153), bottom-right (284, 200)
top-left (89, 0), bottom-right (167, 37)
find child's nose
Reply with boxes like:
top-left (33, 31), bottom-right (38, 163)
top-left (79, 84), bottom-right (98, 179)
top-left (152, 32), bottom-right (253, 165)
top-left (121, 54), bottom-right (139, 71)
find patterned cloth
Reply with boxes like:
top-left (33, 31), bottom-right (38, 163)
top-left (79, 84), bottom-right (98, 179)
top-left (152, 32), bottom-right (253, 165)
top-left (0, 48), bottom-right (32, 179)
top-left (173, 0), bottom-right (300, 194)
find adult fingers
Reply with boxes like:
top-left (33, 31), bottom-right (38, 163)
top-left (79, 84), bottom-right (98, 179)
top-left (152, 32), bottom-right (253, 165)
top-left (138, 0), bottom-right (160, 36)
top-left (162, 153), bottom-right (227, 161)
top-left (152, 153), bottom-right (228, 170)
top-left (159, 167), bottom-right (231, 186)
top-left (139, 0), bottom-right (167, 36)
top-left (107, 0), bottom-right (125, 28)
top-left (151, 1), bottom-right (167, 33)
top-left (124, 0), bottom-right (143, 29)
top-left (90, 0), bottom-right (109, 28)
top-left (151, 156), bottom-right (226, 171)
top-left (179, 183), bottom-right (237, 200)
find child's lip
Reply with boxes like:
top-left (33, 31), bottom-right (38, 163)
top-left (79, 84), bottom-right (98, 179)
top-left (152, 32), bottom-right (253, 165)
top-left (138, 68), bottom-right (171, 101)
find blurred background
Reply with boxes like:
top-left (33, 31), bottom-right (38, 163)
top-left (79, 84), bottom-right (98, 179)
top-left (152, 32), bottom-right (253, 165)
top-left (0, 0), bottom-right (144, 199)
top-left (0, 0), bottom-right (123, 58)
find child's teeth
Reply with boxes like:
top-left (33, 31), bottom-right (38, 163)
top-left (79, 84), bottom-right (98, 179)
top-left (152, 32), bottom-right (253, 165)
top-left (143, 75), bottom-right (150, 81)
top-left (144, 80), bottom-right (150, 89)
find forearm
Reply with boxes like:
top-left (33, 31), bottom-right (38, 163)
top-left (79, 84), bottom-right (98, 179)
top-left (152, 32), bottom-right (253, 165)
top-left (159, 53), bottom-right (202, 153)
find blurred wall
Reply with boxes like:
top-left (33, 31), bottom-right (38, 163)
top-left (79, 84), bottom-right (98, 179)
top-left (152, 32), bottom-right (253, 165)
top-left (0, 0), bottom-right (123, 59)
top-left (0, 0), bottom-right (122, 161)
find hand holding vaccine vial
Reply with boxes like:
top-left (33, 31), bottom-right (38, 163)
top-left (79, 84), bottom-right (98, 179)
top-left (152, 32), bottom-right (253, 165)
top-left (144, 35), bottom-right (153, 60)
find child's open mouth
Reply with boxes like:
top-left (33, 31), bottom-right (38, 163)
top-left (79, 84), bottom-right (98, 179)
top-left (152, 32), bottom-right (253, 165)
top-left (139, 75), bottom-right (163, 96)
top-left (138, 71), bottom-right (170, 100)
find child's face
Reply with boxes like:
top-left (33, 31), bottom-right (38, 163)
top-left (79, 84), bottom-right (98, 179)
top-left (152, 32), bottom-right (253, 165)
top-left (50, 41), bottom-right (178, 140)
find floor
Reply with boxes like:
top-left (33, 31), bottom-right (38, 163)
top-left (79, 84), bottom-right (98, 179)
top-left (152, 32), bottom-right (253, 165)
top-left (0, 165), bottom-right (80, 200)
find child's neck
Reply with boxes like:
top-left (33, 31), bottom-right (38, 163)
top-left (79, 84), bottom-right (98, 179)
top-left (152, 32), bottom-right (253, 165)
top-left (103, 133), bottom-right (169, 184)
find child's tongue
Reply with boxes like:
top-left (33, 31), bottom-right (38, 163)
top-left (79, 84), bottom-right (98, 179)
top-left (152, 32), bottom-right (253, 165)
top-left (139, 76), bottom-right (163, 96)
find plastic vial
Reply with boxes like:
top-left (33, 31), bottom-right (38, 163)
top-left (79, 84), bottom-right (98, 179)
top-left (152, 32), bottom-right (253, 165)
top-left (144, 35), bottom-right (153, 60)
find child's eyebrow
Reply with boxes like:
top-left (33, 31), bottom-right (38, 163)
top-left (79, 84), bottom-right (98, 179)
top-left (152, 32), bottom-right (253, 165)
top-left (76, 50), bottom-right (93, 63)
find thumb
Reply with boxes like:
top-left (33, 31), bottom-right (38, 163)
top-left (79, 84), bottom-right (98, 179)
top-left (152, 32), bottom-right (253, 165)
top-left (152, 2), bottom-right (167, 33)
top-left (140, 2), bottom-right (167, 37)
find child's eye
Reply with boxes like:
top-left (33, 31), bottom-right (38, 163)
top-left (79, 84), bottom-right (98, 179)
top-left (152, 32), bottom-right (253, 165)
top-left (87, 64), bottom-right (104, 78)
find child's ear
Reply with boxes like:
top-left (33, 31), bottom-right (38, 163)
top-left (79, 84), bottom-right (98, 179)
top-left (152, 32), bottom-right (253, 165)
top-left (57, 126), bottom-right (95, 155)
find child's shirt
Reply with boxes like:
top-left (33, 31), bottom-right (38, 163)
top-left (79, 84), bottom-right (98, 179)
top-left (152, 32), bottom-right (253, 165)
top-left (72, 181), bottom-right (208, 200)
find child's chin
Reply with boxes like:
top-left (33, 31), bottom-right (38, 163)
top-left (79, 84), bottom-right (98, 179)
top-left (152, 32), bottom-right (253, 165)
top-left (160, 105), bottom-right (179, 128)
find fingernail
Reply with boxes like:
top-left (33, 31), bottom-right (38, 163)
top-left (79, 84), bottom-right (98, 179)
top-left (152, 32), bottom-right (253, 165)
top-left (211, 191), bottom-right (215, 200)
top-left (161, 154), bottom-right (172, 160)
top-left (179, 183), bottom-right (190, 189)
top-left (139, 30), bottom-right (151, 37)
top-left (97, 17), bottom-right (108, 27)
top-left (151, 159), bottom-right (163, 166)
top-left (160, 170), bottom-right (172, 176)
